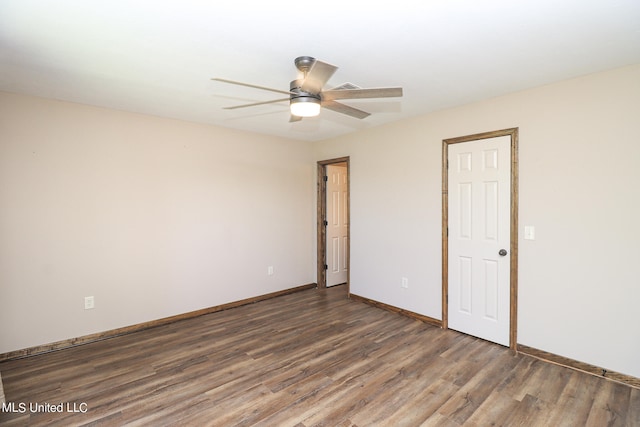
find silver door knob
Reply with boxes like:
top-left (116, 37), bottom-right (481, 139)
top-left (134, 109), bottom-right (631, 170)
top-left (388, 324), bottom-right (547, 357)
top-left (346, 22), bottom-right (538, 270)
top-left (499, 249), bottom-right (508, 256)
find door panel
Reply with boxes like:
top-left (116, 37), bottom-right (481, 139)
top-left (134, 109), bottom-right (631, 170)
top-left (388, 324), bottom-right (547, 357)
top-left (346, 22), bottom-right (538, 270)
top-left (459, 256), bottom-right (472, 313)
top-left (459, 182), bottom-right (472, 239)
top-left (483, 259), bottom-right (498, 320)
top-left (448, 136), bottom-right (511, 346)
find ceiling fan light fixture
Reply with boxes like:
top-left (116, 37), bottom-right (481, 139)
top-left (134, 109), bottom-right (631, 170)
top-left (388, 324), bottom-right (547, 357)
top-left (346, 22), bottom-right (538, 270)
top-left (290, 96), bottom-right (321, 117)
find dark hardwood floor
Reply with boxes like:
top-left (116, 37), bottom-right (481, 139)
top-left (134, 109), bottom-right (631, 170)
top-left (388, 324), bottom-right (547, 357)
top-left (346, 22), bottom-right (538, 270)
top-left (1, 285), bottom-right (638, 426)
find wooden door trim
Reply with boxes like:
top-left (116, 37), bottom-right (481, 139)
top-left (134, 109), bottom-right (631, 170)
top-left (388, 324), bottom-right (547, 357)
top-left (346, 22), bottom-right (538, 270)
top-left (442, 128), bottom-right (519, 349)
top-left (317, 157), bottom-right (350, 290)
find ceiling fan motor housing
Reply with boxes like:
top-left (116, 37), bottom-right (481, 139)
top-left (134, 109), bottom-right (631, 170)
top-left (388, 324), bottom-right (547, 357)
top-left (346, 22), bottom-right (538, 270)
top-left (289, 79), bottom-right (321, 101)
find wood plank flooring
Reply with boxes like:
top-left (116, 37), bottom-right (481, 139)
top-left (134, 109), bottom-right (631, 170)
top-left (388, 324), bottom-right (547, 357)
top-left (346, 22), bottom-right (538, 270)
top-left (0, 285), bottom-right (638, 426)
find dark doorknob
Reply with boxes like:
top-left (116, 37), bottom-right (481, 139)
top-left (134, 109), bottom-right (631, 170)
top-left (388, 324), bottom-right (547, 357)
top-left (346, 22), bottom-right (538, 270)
top-left (499, 249), bottom-right (508, 256)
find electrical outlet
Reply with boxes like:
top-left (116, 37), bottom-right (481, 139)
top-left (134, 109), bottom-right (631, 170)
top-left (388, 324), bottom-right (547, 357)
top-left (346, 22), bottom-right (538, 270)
top-left (401, 277), bottom-right (409, 289)
top-left (267, 266), bottom-right (274, 276)
top-left (84, 296), bottom-right (95, 310)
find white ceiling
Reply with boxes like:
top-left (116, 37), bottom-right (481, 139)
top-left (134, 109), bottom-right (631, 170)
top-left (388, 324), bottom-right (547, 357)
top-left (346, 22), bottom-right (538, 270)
top-left (1, 1), bottom-right (639, 142)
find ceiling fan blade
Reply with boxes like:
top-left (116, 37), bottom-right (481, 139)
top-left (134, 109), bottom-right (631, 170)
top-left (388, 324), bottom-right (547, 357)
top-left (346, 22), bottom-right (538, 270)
top-left (223, 98), bottom-right (289, 110)
top-left (322, 87), bottom-right (403, 101)
top-left (300, 60), bottom-right (338, 94)
top-left (212, 78), bottom-right (291, 96)
top-left (322, 100), bottom-right (370, 119)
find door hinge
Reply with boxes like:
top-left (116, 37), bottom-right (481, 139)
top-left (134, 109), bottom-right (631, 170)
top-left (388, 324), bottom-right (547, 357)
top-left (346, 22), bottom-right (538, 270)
top-left (323, 220), bottom-right (328, 226)
top-left (323, 175), bottom-right (328, 182)
top-left (324, 264), bottom-right (328, 270)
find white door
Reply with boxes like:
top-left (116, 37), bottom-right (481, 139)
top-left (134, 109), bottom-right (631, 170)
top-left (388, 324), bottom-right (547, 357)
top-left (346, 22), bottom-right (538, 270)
top-left (326, 163), bottom-right (348, 287)
top-left (448, 136), bottom-right (511, 346)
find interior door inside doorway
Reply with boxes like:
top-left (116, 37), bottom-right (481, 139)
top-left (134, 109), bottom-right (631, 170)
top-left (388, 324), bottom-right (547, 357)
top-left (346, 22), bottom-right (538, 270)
top-left (447, 135), bottom-right (511, 346)
top-left (326, 162), bottom-right (348, 287)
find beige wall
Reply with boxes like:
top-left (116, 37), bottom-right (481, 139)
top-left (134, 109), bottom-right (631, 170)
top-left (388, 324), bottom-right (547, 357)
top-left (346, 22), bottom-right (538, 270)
top-left (0, 92), bottom-right (316, 353)
top-left (2, 64), bottom-right (639, 380)
top-left (314, 64), bottom-right (640, 378)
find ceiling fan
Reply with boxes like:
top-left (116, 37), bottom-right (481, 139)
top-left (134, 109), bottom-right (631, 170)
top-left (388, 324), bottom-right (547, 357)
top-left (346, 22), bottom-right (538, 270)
top-left (212, 56), bottom-right (403, 121)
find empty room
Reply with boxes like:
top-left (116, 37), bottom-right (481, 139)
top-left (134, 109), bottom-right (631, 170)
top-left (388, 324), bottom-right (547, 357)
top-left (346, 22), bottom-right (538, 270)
top-left (1, 1), bottom-right (639, 425)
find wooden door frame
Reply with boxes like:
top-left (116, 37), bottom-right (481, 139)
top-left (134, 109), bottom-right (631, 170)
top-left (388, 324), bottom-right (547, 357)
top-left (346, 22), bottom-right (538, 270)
top-left (317, 157), bottom-right (350, 290)
top-left (442, 128), bottom-right (519, 350)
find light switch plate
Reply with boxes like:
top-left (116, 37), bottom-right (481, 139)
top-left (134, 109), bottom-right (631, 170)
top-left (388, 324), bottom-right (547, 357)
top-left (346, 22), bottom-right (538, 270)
top-left (524, 226), bottom-right (535, 240)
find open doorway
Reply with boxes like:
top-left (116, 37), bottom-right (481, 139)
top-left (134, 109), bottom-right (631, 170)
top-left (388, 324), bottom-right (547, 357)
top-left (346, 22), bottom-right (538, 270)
top-left (317, 157), bottom-right (350, 289)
